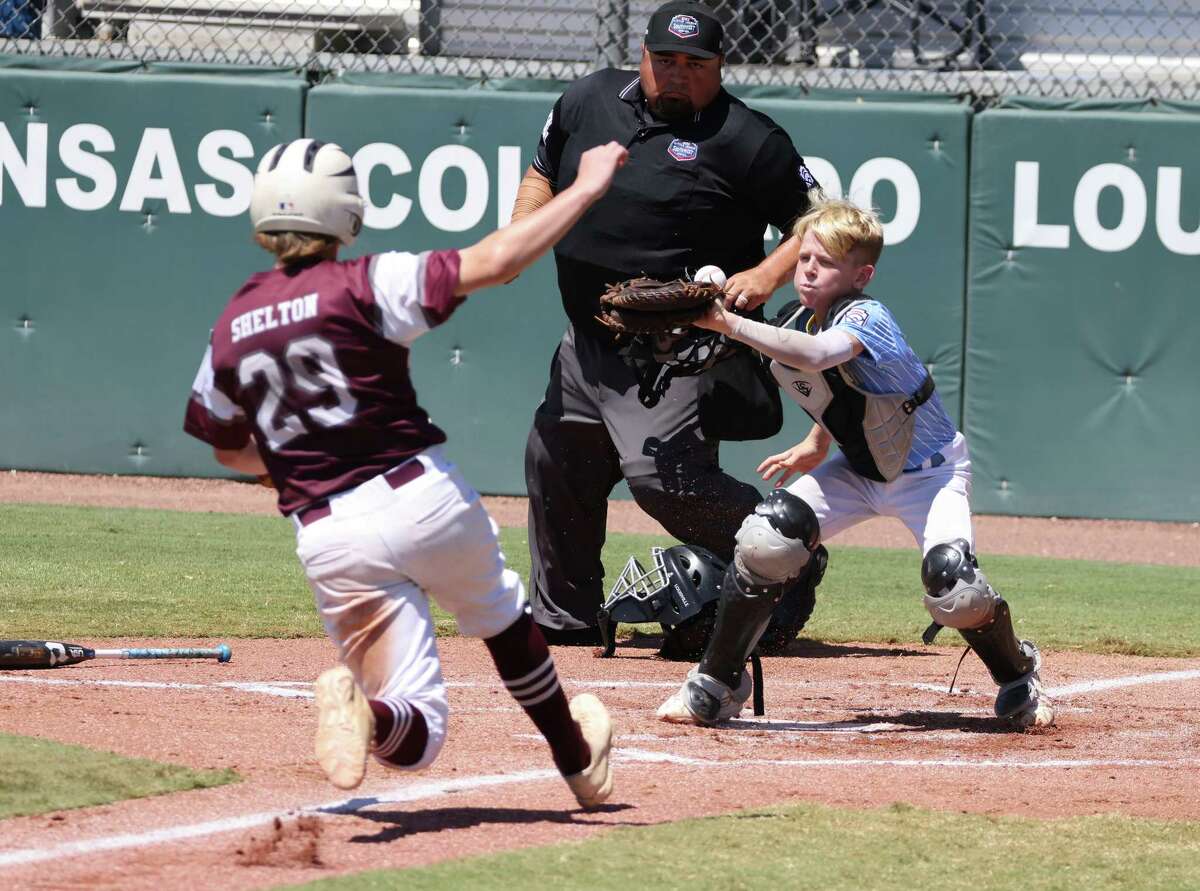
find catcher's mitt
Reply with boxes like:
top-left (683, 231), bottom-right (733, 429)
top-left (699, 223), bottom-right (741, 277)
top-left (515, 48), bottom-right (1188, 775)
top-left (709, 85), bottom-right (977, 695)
top-left (596, 276), bottom-right (723, 334)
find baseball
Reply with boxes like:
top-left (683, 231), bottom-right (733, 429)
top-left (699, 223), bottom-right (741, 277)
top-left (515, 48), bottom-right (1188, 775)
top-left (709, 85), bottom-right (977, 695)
top-left (693, 265), bottom-right (727, 288)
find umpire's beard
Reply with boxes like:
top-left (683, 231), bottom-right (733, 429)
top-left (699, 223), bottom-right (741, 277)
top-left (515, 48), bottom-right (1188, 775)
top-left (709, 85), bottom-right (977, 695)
top-left (648, 94), bottom-right (696, 123)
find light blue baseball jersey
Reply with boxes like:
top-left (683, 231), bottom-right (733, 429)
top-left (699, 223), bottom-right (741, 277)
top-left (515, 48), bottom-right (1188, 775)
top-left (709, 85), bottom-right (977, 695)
top-left (825, 297), bottom-right (957, 470)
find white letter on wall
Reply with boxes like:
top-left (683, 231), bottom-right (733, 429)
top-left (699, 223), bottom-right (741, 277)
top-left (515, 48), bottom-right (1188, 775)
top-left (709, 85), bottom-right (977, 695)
top-left (496, 145), bottom-right (522, 228)
top-left (420, 145), bottom-right (488, 233)
top-left (0, 121), bottom-right (48, 208)
top-left (1155, 166), bottom-right (1200, 256)
top-left (195, 129), bottom-right (255, 217)
top-left (1012, 161), bottom-right (1069, 249)
top-left (354, 142), bottom-right (412, 230)
top-left (1073, 163), bottom-right (1146, 252)
top-left (849, 157), bottom-right (920, 245)
top-left (120, 127), bottom-right (192, 213)
top-left (56, 124), bottom-right (117, 211)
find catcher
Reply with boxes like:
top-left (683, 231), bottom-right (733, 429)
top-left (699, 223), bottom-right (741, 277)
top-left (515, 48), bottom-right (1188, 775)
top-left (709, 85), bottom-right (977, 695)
top-left (596, 273), bottom-right (828, 661)
top-left (653, 197), bottom-right (1055, 730)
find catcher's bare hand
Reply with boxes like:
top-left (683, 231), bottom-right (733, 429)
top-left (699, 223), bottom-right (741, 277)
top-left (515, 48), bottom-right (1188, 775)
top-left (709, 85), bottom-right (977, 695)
top-left (574, 142), bottom-right (629, 199)
top-left (757, 441), bottom-right (827, 488)
top-left (723, 266), bottom-right (777, 312)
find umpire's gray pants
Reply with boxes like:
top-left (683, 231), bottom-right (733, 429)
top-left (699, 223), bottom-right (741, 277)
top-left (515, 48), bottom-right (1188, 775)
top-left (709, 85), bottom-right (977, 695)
top-left (525, 324), bottom-right (762, 632)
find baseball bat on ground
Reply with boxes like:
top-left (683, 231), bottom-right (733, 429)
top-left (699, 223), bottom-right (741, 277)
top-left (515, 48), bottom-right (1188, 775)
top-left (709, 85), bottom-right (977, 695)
top-left (0, 640), bottom-right (232, 669)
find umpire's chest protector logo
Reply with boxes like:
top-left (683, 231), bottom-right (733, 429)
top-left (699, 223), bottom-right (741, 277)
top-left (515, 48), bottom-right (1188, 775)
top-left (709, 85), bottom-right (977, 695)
top-left (668, 139), bottom-right (699, 162)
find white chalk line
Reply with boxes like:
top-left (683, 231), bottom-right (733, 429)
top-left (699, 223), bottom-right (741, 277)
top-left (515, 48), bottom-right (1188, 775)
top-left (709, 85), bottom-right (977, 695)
top-left (616, 748), bottom-right (1200, 771)
top-left (1048, 669), bottom-right (1200, 697)
top-left (4, 668), bottom-right (1199, 702)
top-left (3, 745), bottom-right (1197, 871)
top-left (0, 769), bottom-right (557, 869)
top-left (0, 676), bottom-right (315, 698)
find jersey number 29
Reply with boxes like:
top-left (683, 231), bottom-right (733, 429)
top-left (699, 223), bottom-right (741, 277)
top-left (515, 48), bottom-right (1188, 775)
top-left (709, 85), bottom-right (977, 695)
top-left (237, 336), bottom-right (358, 451)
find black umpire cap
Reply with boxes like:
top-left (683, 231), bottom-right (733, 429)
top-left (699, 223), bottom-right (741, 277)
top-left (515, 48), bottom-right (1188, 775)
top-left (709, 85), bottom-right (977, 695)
top-left (644, 0), bottom-right (724, 59)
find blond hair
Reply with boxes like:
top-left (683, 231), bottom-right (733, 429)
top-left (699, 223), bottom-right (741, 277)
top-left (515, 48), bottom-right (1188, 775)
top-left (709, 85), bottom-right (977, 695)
top-left (254, 231), bottom-right (339, 265)
top-left (792, 196), bottom-right (884, 266)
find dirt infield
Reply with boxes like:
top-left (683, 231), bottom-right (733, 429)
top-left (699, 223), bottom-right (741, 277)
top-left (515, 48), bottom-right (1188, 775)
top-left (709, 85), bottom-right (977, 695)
top-left (2, 639), bottom-right (1199, 890)
top-left (2, 472), bottom-right (1200, 889)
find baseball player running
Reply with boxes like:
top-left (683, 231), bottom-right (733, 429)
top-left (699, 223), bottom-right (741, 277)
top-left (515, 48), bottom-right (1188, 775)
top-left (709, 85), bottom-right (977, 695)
top-left (658, 197), bottom-right (1054, 730)
top-left (183, 137), bottom-right (629, 806)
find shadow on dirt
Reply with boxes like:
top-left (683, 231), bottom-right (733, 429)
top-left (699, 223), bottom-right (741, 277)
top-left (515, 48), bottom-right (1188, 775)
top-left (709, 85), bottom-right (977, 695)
top-left (726, 709), bottom-right (1024, 735)
top-left (606, 635), bottom-right (933, 660)
top-left (343, 803), bottom-right (638, 843)
top-left (845, 709), bottom-right (1027, 734)
top-left (781, 639), bottom-right (933, 659)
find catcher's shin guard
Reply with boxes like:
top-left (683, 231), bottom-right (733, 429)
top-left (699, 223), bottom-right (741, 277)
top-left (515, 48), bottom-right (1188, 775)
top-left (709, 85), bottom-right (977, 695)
top-left (757, 544), bottom-right (828, 655)
top-left (698, 490), bottom-right (821, 689)
top-left (959, 599), bottom-right (1036, 686)
top-left (697, 560), bottom-right (783, 691)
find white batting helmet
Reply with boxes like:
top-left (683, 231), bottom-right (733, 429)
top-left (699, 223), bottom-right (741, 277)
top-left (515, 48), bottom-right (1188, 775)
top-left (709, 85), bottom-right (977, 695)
top-left (250, 139), bottom-right (364, 246)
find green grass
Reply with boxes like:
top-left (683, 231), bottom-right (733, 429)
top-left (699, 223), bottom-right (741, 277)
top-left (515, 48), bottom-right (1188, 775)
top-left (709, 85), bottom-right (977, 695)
top-left (289, 801), bottom-right (1200, 890)
top-left (0, 732), bottom-right (238, 819)
top-left (1, 503), bottom-right (1198, 655)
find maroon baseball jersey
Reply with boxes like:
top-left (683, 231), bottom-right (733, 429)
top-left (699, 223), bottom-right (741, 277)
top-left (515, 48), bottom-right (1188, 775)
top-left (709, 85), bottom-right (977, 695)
top-left (184, 250), bottom-right (463, 516)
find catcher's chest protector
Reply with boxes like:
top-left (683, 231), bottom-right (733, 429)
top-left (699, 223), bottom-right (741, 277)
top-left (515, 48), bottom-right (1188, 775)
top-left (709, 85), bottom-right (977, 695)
top-left (769, 300), bottom-right (934, 483)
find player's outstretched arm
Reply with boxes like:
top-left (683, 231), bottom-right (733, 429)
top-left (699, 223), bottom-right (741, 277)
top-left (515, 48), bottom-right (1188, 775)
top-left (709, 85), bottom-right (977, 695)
top-left (695, 309), bottom-right (863, 373)
top-left (457, 143), bottom-right (628, 295)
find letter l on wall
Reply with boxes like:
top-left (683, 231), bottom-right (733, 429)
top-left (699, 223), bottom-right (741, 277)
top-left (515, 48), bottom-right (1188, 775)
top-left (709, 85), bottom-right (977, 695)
top-left (1012, 161), bottom-right (1069, 248)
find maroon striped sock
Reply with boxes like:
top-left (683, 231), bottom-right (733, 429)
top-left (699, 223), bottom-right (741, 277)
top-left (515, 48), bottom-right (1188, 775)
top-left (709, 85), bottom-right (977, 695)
top-left (485, 611), bottom-right (589, 776)
top-left (369, 698), bottom-right (428, 767)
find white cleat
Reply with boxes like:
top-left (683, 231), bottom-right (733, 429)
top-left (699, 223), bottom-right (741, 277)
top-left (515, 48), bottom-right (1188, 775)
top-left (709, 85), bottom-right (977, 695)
top-left (564, 693), bottom-right (614, 809)
top-left (314, 665), bottom-right (375, 790)
top-left (656, 667), bottom-right (751, 726)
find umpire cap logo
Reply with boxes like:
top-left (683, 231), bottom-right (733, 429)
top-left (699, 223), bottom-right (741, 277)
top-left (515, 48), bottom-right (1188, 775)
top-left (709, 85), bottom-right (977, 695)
top-left (668, 14), bottom-right (699, 38)
top-left (668, 138), bottom-right (698, 161)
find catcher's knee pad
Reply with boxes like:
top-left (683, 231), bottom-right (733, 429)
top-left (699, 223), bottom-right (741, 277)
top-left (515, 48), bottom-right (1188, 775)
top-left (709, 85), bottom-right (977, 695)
top-left (733, 489), bottom-right (821, 585)
top-left (921, 540), bottom-right (1035, 686)
top-left (921, 539), bottom-right (1000, 630)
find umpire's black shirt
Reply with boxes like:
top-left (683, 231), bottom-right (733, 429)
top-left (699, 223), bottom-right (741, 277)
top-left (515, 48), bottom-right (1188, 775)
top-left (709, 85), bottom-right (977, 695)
top-left (533, 68), bottom-right (818, 337)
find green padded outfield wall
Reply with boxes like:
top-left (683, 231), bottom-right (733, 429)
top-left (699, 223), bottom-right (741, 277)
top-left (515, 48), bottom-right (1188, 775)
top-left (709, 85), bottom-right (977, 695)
top-left (966, 108), bottom-right (1200, 521)
top-left (0, 66), bottom-right (306, 476)
top-left (307, 83), bottom-right (971, 496)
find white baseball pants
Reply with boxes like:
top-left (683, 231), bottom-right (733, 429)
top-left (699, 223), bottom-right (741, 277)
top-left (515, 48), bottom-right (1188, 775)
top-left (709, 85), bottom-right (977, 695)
top-left (294, 446), bottom-right (526, 769)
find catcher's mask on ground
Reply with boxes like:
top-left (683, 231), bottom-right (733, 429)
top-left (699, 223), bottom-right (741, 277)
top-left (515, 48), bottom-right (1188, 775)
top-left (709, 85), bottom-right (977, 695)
top-left (596, 544), bottom-right (726, 660)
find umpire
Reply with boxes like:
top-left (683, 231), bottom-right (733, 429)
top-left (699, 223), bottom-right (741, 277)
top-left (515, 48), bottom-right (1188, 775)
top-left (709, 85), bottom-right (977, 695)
top-left (510, 0), bottom-right (819, 644)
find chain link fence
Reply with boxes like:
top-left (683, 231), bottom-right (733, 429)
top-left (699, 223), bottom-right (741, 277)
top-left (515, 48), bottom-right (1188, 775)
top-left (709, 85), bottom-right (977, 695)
top-left (3, 0), bottom-right (1200, 99)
